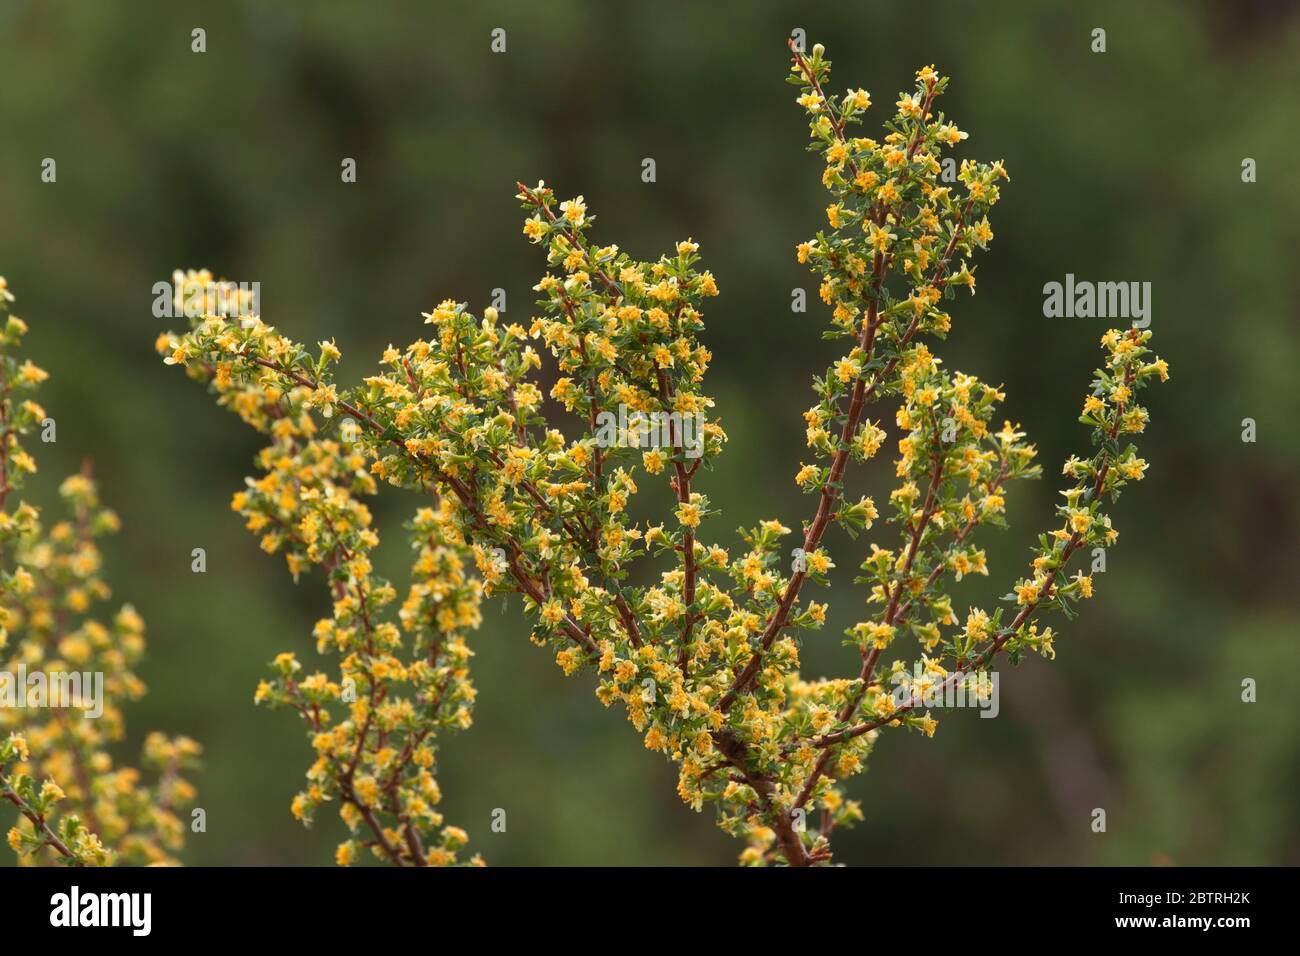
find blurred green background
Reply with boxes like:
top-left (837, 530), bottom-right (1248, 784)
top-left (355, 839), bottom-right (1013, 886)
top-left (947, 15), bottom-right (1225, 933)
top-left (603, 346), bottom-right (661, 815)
top-left (1, 0), bottom-right (1297, 865)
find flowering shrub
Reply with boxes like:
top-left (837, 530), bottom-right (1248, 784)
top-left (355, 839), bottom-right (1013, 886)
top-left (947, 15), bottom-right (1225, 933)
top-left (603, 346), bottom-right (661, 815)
top-left (160, 40), bottom-right (1167, 866)
top-left (159, 275), bottom-right (484, 868)
top-left (0, 277), bottom-right (201, 866)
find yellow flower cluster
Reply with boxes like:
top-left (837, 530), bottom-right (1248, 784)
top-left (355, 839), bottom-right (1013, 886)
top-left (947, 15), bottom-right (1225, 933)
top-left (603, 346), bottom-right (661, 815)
top-left (160, 41), bottom-right (1168, 868)
top-left (157, 273), bottom-right (482, 867)
top-left (0, 278), bottom-right (200, 867)
top-left (759, 45), bottom-right (1168, 845)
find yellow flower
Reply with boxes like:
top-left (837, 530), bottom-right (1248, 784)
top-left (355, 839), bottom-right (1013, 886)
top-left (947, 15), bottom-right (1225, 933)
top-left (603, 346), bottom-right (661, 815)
top-left (353, 775), bottom-right (380, 807)
top-left (1120, 458), bottom-right (1148, 480)
top-left (964, 608), bottom-right (990, 641)
top-left (896, 92), bottom-right (922, 116)
top-left (858, 422), bottom-right (886, 458)
top-left (797, 92), bottom-right (824, 113)
top-left (555, 647), bottom-right (582, 675)
top-left (560, 196), bottom-right (587, 225)
top-left (614, 660), bottom-right (637, 683)
top-left (18, 361), bottom-right (48, 384)
top-left (855, 169), bottom-right (879, 192)
top-left (7, 734), bottom-right (30, 761)
top-left (39, 780), bottom-right (66, 803)
top-left (11, 567), bottom-right (34, 595)
top-left (866, 222), bottom-right (896, 253)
